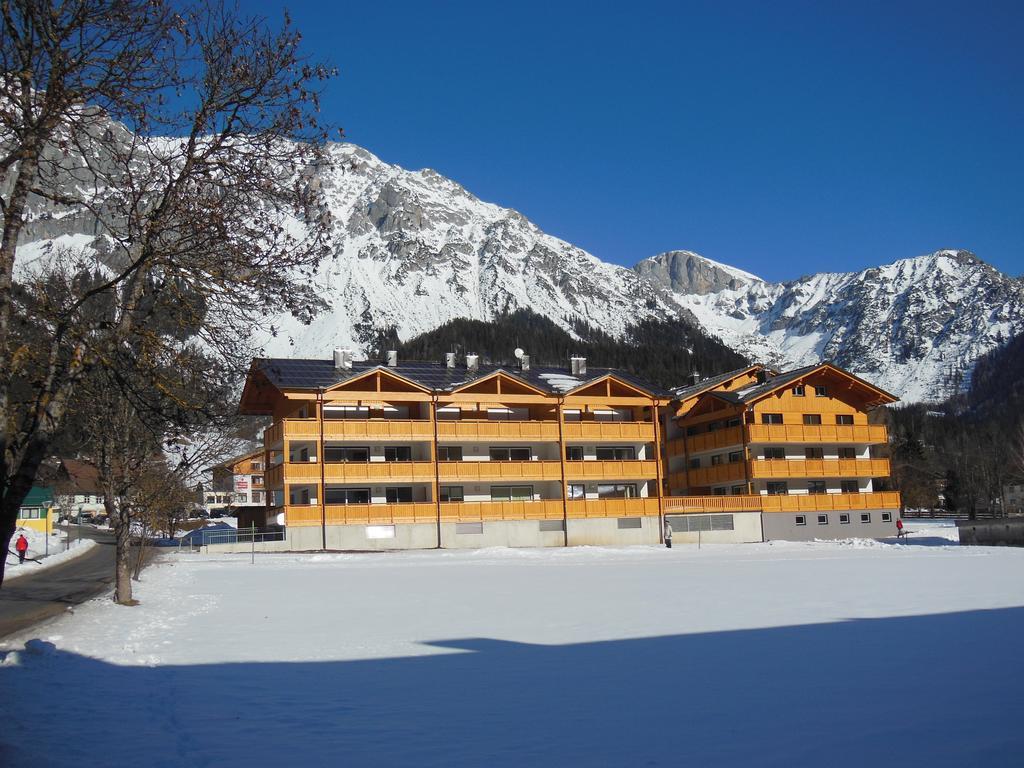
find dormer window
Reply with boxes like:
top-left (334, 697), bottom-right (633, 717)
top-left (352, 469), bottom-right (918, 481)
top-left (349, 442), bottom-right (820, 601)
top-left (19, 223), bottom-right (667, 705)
top-left (814, 385), bottom-right (828, 397)
top-left (792, 385), bottom-right (806, 396)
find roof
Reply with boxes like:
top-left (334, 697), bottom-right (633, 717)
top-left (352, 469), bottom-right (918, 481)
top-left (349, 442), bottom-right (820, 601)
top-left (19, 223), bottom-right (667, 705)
top-left (208, 448), bottom-right (263, 473)
top-left (21, 486), bottom-right (53, 507)
top-left (60, 459), bottom-right (101, 494)
top-left (709, 362), bottom-right (898, 406)
top-left (670, 365), bottom-right (763, 400)
top-left (251, 358), bottom-right (671, 398)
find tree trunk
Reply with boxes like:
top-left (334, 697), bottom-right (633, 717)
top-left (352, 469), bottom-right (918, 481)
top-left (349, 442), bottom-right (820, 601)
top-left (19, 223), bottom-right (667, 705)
top-left (110, 501), bottom-right (135, 605)
top-left (0, 520), bottom-right (14, 587)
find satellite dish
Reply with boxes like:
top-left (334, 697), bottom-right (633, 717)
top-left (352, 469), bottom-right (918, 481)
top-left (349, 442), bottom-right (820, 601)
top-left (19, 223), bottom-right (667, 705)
top-left (513, 348), bottom-right (525, 360)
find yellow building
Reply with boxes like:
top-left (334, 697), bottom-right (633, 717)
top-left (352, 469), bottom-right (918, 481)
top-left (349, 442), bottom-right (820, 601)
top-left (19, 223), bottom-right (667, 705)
top-left (239, 352), bottom-right (669, 550)
top-left (17, 486), bottom-right (55, 535)
top-left (664, 362), bottom-right (901, 542)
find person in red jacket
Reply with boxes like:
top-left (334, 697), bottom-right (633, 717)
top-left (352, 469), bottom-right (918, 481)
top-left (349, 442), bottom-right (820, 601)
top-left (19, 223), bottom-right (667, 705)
top-left (15, 533), bottom-right (29, 564)
top-left (896, 518), bottom-right (905, 539)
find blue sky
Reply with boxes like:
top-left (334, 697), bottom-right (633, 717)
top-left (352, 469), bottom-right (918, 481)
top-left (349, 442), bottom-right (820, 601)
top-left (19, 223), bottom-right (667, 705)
top-left (249, 1), bottom-right (1023, 281)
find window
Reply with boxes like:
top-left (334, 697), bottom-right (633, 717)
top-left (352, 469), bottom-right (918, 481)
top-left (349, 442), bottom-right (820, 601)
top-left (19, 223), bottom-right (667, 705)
top-left (839, 513), bottom-right (850, 524)
top-left (688, 458), bottom-right (701, 469)
top-left (594, 409), bottom-right (629, 422)
top-left (817, 514), bottom-right (828, 525)
top-left (456, 522), bottom-right (483, 534)
top-left (805, 446), bottom-right (824, 459)
top-left (761, 413), bottom-right (784, 425)
top-left (562, 409), bottom-right (581, 422)
top-left (568, 484), bottom-right (585, 500)
top-left (617, 518), bottom-right (642, 529)
top-left (487, 407), bottom-right (529, 421)
top-left (726, 417), bottom-right (741, 428)
top-left (766, 481), bottom-right (789, 495)
top-left (491, 485), bottom-right (533, 501)
top-left (731, 485), bottom-right (744, 495)
top-left (324, 488), bottom-right (370, 505)
top-left (815, 385), bottom-right (828, 397)
top-left (325, 405), bottom-right (370, 420)
top-left (838, 446), bottom-right (856, 459)
top-left (436, 406), bottom-right (461, 421)
top-left (251, 461), bottom-right (264, 471)
top-left (437, 446), bottom-right (463, 462)
top-left (685, 425), bottom-right (701, 437)
top-left (324, 447), bottom-right (369, 463)
top-left (711, 454), bottom-right (724, 466)
top-left (489, 447), bottom-right (531, 462)
top-left (860, 513), bottom-right (872, 523)
top-left (384, 446), bottom-right (412, 462)
top-left (840, 480), bottom-right (859, 493)
top-left (881, 512), bottom-right (892, 522)
top-left (385, 487), bottom-right (413, 503)
top-left (596, 446), bottom-right (636, 460)
top-left (539, 520), bottom-right (565, 532)
top-left (807, 481), bottom-right (826, 495)
top-left (795, 515), bottom-right (806, 526)
top-left (252, 491), bottom-right (265, 504)
top-left (764, 447), bottom-right (785, 460)
top-left (836, 414), bottom-right (854, 425)
top-left (713, 487), bottom-right (727, 496)
top-left (728, 451), bottom-right (742, 463)
top-left (597, 483), bottom-right (637, 499)
top-left (803, 414), bottom-right (822, 425)
top-left (565, 446), bottom-right (585, 462)
top-left (792, 385), bottom-right (806, 396)
top-left (439, 486), bottom-right (464, 503)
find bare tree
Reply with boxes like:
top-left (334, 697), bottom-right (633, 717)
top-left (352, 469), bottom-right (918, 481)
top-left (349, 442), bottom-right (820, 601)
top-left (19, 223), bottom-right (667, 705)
top-left (0, 0), bottom-right (337, 586)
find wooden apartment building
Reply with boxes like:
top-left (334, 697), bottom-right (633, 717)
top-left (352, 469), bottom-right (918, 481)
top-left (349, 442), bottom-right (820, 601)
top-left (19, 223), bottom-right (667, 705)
top-left (237, 351), bottom-right (901, 550)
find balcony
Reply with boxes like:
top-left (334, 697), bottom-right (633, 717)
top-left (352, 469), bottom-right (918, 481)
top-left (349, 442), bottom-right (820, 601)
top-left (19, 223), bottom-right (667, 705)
top-left (686, 463), bottom-right (747, 488)
top-left (436, 420), bottom-right (560, 441)
top-left (566, 497), bottom-right (660, 518)
top-left (561, 421), bottom-right (655, 442)
top-left (438, 461), bottom-right (562, 482)
top-left (440, 500), bottom-right (564, 522)
top-left (265, 463), bottom-right (284, 489)
top-left (746, 423), bottom-right (888, 444)
top-left (323, 461), bottom-right (436, 484)
top-left (684, 425), bottom-right (744, 455)
top-left (323, 419), bottom-right (434, 441)
top-left (749, 458), bottom-right (891, 479)
top-left (280, 462), bottom-right (322, 483)
top-left (325, 502), bottom-right (437, 525)
top-left (563, 459), bottom-right (659, 481)
top-left (663, 491), bottom-right (901, 515)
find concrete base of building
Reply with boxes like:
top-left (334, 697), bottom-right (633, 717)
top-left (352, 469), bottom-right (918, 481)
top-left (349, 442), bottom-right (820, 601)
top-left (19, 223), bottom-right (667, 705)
top-left (665, 511), bottom-right (763, 544)
top-left (761, 509), bottom-right (896, 541)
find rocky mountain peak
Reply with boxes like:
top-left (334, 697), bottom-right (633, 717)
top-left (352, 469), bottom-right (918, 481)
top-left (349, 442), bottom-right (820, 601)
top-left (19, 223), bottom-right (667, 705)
top-left (633, 250), bottom-right (761, 295)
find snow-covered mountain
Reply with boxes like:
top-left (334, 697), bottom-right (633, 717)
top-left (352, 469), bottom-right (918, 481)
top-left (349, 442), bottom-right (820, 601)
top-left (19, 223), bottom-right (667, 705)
top-left (637, 249), bottom-right (1024, 402)
top-left (260, 144), bottom-right (681, 355)
top-left (13, 130), bottom-right (1022, 403)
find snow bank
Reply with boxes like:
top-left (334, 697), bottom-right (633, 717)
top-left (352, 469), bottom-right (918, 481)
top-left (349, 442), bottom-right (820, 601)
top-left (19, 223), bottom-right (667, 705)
top-left (4, 537), bottom-right (97, 581)
top-left (2, 536), bottom-right (1022, 766)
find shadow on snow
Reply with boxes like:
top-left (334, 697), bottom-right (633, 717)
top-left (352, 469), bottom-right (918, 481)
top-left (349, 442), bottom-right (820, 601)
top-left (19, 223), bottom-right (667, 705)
top-left (1, 606), bottom-right (1022, 767)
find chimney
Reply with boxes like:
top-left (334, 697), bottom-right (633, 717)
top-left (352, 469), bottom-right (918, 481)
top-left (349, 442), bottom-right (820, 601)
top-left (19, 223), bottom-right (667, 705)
top-left (333, 348), bottom-right (353, 370)
top-left (756, 369), bottom-right (768, 384)
top-left (689, 371), bottom-right (701, 386)
top-left (466, 354), bottom-right (479, 372)
top-left (386, 350), bottom-right (398, 367)
top-left (445, 352), bottom-right (457, 369)
top-left (570, 356), bottom-right (587, 376)
top-left (520, 354), bottom-right (530, 372)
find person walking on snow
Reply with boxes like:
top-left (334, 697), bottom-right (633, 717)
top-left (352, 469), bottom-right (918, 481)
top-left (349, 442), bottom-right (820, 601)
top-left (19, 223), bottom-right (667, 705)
top-left (664, 519), bottom-right (673, 549)
top-left (15, 533), bottom-right (29, 564)
top-left (896, 518), bottom-right (905, 539)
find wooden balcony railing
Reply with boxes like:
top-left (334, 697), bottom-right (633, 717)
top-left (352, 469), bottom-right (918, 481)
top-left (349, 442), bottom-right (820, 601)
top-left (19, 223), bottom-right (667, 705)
top-left (686, 463), bottom-right (747, 488)
top-left (436, 421), bottom-right (561, 441)
top-left (749, 458), bottom-right (890, 479)
top-left (566, 497), bottom-right (661, 519)
top-left (280, 462), bottom-right (321, 483)
top-left (438, 461), bottom-right (562, 482)
top-left (440, 500), bottom-right (565, 522)
top-left (746, 423), bottom-right (889, 444)
top-left (323, 461), bottom-right (436, 483)
top-left (564, 459), bottom-right (659, 481)
top-left (561, 422), bottom-right (655, 442)
top-left (323, 419), bottom-right (434, 441)
top-left (324, 502), bottom-right (437, 525)
top-left (684, 425), bottom-right (744, 455)
top-left (663, 491), bottom-right (901, 515)
top-left (265, 464), bottom-right (284, 489)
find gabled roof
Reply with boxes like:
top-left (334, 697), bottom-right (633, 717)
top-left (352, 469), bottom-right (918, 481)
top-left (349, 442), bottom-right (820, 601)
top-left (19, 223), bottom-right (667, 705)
top-left (60, 459), bottom-right (101, 494)
top-left (709, 362), bottom-right (898, 407)
top-left (251, 358), bottom-right (670, 398)
top-left (670, 365), bottom-right (764, 400)
top-left (208, 448), bottom-right (263, 473)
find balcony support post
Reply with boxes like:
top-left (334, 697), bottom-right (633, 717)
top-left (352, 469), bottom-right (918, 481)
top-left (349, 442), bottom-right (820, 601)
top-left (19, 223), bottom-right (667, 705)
top-left (431, 394), bottom-right (442, 549)
top-left (653, 402), bottom-right (665, 544)
top-left (557, 397), bottom-right (569, 546)
top-left (318, 388), bottom-right (326, 551)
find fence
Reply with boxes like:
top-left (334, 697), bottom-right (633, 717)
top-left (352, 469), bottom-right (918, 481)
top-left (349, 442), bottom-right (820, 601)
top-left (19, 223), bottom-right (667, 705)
top-left (178, 526), bottom-right (285, 552)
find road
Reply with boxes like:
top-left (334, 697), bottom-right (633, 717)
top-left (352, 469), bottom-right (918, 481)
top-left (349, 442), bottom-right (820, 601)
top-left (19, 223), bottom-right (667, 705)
top-left (0, 526), bottom-right (117, 640)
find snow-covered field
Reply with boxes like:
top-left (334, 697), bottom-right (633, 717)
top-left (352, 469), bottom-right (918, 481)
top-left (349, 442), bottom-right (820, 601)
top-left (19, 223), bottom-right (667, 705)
top-left (2, 522), bottom-right (1023, 767)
